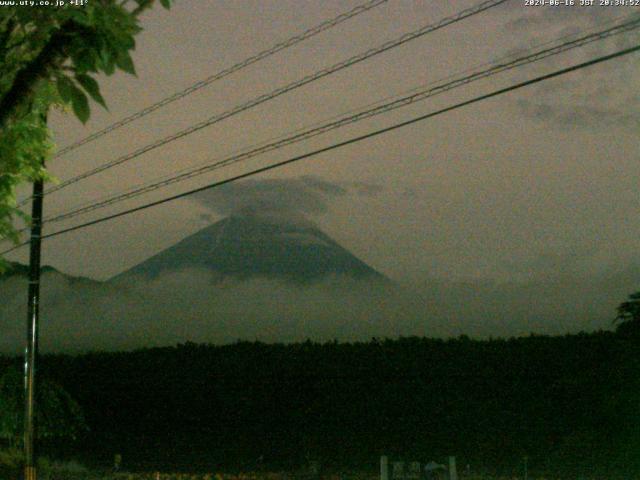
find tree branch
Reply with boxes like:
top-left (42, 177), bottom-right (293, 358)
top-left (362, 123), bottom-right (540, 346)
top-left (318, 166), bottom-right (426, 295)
top-left (0, 24), bottom-right (73, 129)
top-left (0, 3), bottom-right (150, 130)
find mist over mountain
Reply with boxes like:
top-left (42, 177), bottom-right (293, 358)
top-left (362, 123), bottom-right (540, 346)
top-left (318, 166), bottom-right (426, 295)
top-left (0, 213), bottom-right (423, 354)
top-left (1, 209), bottom-right (636, 354)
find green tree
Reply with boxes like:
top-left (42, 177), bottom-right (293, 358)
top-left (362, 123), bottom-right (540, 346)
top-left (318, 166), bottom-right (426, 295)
top-left (0, 0), bottom-right (173, 264)
top-left (615, 291), bottom-right (640, 337)
top-left (0, 367), bottom-right (86, 447)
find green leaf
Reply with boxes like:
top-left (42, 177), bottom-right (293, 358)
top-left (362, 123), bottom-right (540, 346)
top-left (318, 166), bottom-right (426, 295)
top-left (75, 74), bottom-right (107, 109)
top-left (160, 0), bottom-right (172, 9)
top-left (98, 46), bottom-right (116, 75)
top-left (71, 49), bottom-right (98, 73)
top-left (56, 75), bottom-right (91, 123)
top-left (115, 51), bottom-right (136, 75)
top-left (65, 8), bottom-right (92, 26)
top-left (56, 76), bottom-right (76, 104)
top-left (71, 88), bottom-right (90, 124)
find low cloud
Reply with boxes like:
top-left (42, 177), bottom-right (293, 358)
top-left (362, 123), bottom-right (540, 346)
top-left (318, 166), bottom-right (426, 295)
top-left (517, 97), bottom-right (640, 130)
top-left (0, 270), bottom-right (441, 354)
top-left (192, 176), bottom-right (382, 217)
top-left (1, 263), bottom-right (637, 354)
top-left (504, 5), bottom-right (620, 34)
top-left (500, 5), bottom-right (639, 129)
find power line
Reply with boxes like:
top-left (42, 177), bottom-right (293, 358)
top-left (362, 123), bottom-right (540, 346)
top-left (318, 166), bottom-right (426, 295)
top-left (51, 0), bottom-right (389, 159)
top-left (41, 16), bottom-right (640, 226)
top-left (3, 42), bottom-right (637, 256)
top-left (33, 0), bottom-right (509, 201)
top-left (61, 11), bottom-right (635, 217)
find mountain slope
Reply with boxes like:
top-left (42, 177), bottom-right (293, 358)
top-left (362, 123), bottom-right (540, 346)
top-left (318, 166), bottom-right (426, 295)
top-left (111, 212), bottom-right (389, 283)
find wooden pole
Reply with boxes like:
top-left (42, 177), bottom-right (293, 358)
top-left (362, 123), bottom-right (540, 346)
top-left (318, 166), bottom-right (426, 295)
top-left (24, 141), bottom-right (45, 480)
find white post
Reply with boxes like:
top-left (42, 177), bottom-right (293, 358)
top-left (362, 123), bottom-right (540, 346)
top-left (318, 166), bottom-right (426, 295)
top-left (448, 456), bottom-right (457, 480)
top-left (381, 456), bottom-right (389, 480)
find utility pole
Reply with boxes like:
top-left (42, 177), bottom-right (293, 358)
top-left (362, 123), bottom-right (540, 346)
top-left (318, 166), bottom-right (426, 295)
top-left (24, 143), bottom-right (45, 480)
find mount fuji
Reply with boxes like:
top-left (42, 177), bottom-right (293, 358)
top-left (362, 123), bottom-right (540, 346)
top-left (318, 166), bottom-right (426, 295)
top-left (111, 211), bottom-right (389, 284)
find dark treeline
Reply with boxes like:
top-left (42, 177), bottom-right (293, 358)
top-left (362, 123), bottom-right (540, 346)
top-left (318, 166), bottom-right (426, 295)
top-left (1, 332), bottom-right (638, 477)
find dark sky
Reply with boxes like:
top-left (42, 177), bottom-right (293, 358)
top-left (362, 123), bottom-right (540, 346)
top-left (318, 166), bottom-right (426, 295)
top-left (4, 0), bottom-right (639, 342)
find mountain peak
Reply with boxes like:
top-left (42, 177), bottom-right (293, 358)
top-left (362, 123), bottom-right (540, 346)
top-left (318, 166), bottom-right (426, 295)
top-left (112, 214), bottom-right (388, 284)
top-left (230, 207), bottom-right (317, 229)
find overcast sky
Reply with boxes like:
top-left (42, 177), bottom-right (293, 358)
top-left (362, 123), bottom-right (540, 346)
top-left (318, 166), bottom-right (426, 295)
top-left (4, 0), bottom-right (639, 339)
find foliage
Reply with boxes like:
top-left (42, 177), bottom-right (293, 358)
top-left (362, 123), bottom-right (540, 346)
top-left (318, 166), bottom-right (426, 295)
top-left (1, 452), bottom-right (93, 480)
top-left (614, 291), bottom-right (640, 337)
top-left (20, 332), bottom-right (638, 478)
top-left (36, 457), bottom-right (94, 480)
top-left (0, 366), bottom-right (87, 446)
top-left (0, 446), bottom-right (23, 469)
top-left (0, 84), bottom-right (54, 247)
top-left (0, 0), bottom-right (173, 265)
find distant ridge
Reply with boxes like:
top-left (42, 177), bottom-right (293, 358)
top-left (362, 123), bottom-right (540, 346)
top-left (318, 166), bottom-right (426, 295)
top-left (0, 261), bottom-right (57, 279)
top-left (0, 261), bottom-right (98, 286)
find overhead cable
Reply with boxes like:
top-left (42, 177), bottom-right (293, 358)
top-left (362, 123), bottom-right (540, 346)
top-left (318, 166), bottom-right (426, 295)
top-left (36, 0), bottom-right (509, 200)
top-left (3, 42), bottom-right (637, 255)
top-left (52, 0), bottom-right (390, 159)
top-left (42, 17), bottom-right (640, 225)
